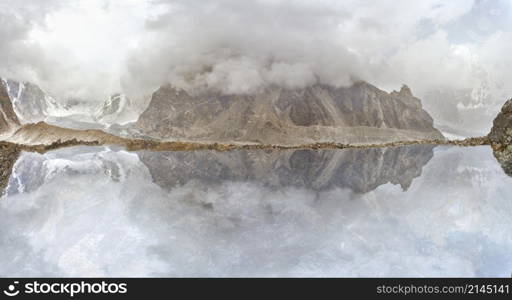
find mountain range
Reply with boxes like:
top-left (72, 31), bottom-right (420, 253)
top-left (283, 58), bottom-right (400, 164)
top-left (135, 82), bottom-right (444, 145)
top-left (0, 78), bottom-right (444, 146)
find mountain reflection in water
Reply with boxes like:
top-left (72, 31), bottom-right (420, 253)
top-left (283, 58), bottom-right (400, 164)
top-left (137, 145), bottom-right (434, 193)
top-left (0, 145), bottom-right (511, 277)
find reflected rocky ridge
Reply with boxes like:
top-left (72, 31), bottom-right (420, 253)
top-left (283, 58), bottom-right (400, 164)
top-left (137, 145), bottom-right (435, 193)
top-left (0, 143), bottom-right (20, 195)
top-left (3, 141), bottom-right (512, 199)
top-left (2, 145), bottom-right (435, 196)
top-left (493, 148), bottom-right (512, 177)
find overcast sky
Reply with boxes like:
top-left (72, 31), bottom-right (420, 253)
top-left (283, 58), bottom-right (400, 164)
top-left (0, 0), bottom-right (510, 108)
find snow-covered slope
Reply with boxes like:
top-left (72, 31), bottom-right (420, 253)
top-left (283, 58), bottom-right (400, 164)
top-left (423, 86), bottom-right (502, 137)
top-left (0, 78), bottom-right (142, 129)
top-left (0, 78), bottom-right (60, 124)
top-left (94, 93), bottom-right (140, 126)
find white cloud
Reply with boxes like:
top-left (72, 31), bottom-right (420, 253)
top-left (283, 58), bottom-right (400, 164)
top-left (0, 0), bottom-right (510, 133)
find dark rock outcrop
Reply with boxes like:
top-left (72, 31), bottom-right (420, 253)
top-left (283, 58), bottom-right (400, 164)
top-left (489, 98), bottom-right (512, 146)
top-left (135, 82), bottom-right (444, 145)
top-left (489, 99), bottom-right (512, 176)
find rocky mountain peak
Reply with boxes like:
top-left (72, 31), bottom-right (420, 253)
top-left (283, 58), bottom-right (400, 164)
top-left (0, 78), bottom-right (64, 124)
top-left (136, 81), bottom-right (444, 145)
top-left (500, 98), bottom-right (512, 114)
top-left (399, 84), bottom-right (413, 97)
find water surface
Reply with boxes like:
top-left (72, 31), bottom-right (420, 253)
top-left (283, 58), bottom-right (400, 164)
top-left (0, 145), bottom-right (511, 277)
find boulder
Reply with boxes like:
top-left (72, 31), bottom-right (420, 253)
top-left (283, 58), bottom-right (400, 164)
top-left (489, 98), bottom-right (512, 147)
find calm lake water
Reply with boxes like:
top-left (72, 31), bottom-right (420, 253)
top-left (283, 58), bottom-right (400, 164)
top-left (0, 145), bottom-right (511, 277)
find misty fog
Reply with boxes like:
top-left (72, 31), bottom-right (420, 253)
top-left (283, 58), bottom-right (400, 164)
top-left (0, 0), bottom-right (511, 134)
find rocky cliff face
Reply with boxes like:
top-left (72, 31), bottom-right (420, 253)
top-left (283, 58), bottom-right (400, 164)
top-left (489, 98), bottom-right (512, 146)
top-left (0, 81), bottom-right (20, 134)
top-left (136, 82), bottom-right (444, 145)
top-left (489, 99), bottom-right (512, 176)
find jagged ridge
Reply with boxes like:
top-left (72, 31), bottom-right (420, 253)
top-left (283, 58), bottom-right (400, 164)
top-left (135, 82), bottom-right (444, 145)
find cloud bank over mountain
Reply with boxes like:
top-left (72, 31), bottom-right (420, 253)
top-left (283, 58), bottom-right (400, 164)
top-left (122, 0), bottom-right (487, 96)
top-left (0, 0), bottom-right (511, 132)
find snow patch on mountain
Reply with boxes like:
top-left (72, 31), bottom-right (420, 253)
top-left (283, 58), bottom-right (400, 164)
top-left (94, 93), bottom-right (140, 126)
top-left (0, 78), bottom-right (61, 123)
